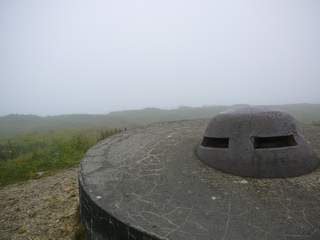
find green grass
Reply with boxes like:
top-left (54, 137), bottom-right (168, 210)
top-left (0, 128), bottom-right (119, 186)
top-left (1, 104), bottom-right (320, 187)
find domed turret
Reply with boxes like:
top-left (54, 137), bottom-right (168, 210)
top-left (197, 106), bottom-right (319, 178)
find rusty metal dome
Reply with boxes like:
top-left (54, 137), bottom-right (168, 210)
top-left (197, 106), bottom-right (320, 178)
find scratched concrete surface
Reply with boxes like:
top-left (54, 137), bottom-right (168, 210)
top-left (79, 120), bottom-right (320, 240)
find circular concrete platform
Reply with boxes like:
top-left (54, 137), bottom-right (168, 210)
top-left (79, 120), bottom-right (320, 240)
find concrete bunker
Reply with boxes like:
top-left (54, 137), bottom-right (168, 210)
top-left (197, 106), bottom-right (320, 178)
top-left (79, 107), bottom-right (320, 240)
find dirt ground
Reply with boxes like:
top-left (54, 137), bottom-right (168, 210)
top-left (0, 168), bottom-right (82, 240)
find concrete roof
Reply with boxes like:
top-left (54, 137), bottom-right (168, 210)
top-left (79, 119), bottom-right (320, 240)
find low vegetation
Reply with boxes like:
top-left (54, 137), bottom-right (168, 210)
top-left (0, 128), bottom-right (120, 186)
top-left (2, 104), bottom-right (320, 139)
top-left (1, 104), bottom-right (320, 187)
top-left (313, 121), bottom-right (320, 127)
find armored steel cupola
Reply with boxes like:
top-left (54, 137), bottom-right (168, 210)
top-left (197, 106), bottom-right (320, 178)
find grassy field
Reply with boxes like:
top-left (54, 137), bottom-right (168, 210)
top-left (0, 128), bottom-right (119, 186)
top-left (1, 104), bottom-right (320, 187)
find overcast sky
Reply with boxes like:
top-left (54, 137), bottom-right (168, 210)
top-left (1, 0), bottom-right (319, 116)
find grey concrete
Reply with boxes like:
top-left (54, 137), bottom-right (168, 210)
top-left (197, 106), bottom-right (320, 178)
top-left (79, 119), bottom-right (320, 240)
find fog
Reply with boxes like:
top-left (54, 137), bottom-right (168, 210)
top-left (1, 0), bottom-right (319, 116)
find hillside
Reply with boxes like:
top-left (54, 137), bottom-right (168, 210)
top-left (1, 104), bottom-right (320, 138)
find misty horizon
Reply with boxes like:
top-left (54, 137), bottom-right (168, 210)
top-left (1, 0), bottom-right (320, 116)
top-left (1, 103), bottom-right (319, 118)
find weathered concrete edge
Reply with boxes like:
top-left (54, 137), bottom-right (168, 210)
top-left (79, 178), bottom-right (165, 240)
top-left (78, 132), bottom-right (167, 240)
